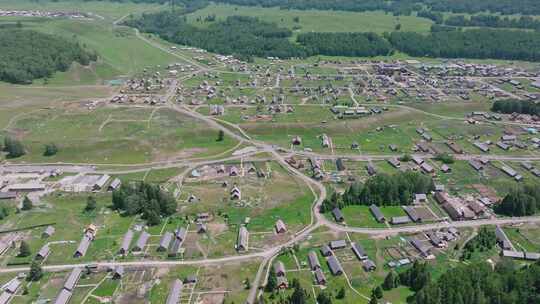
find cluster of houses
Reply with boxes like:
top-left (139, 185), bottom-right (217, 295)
top-left (330, 106), bottom-right (383, 119)
top-left (118, 227), bottom-right (188, 258)
top-left (61, 174), bottom-right (120, 193)
top-left (0, 9), bottom-right (91, 19)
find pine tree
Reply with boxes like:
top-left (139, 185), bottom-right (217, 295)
top-left (217, 130), bottom-right (225, 142)
top-left (4, 136), bottom-right (25, 158)
top-left (316, 291), bottom-right (332, 304)
top-left (85, 196), bottom-right (97, 212)
top-left (374, 286), bottom-right (383, 299)
top-left (21, 196), bottom-right (32, 211)
top-left (28, 260), bottom-right (43, 281)
top-left (19, 241), bottom-right (31, 257)
top-left (336, 287), bottom-right (346, 299)
top-left (265, 270), bottom-right (277, 292)
top-left (43, 143), bottom-right (58, 156)
top-left (383, 271), bottom-right (398, 290)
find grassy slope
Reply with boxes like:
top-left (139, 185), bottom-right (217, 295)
top-left (187, 4), bottom-right (433, 36)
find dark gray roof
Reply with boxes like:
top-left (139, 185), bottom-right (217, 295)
top-left (495, 226), bottom-right (512, 250)
top-left (351, 242), bottom-right (367, 260)
top-left (75, 235), bottom-right (91, 257)
top-left (114, 266), bottom-right (124, 278)
top-left (169, 238), bottom-right (182, 256)
top-left (369, 204), bottom-right (385, 222)
top-left (308, 251), bottom-right (320, 270)
top-left (119, 229), bottom-right (134, 253)
top-left (332, 208), bottom-right (344, 221)
top-left (409, 238), bottom-right (429, 256)
top-left (362, 259), bottom-right (376, 271)
top-left (54, 289), bottom-right (72, 304)
top-left (166, 279), bottom-right (183, 304)
top-left (320, 245), bottom-right (333, 256)
top-left (175, 227), bottom-right (187, 241)
top-left (134, 231), bottom-right (150, 251)
top-left (0, 292), bottom-right (11, 304)
top-left (327, 255), bottom-right (343, 275)
top-left (159, 232), bottom-right (173, 250)
top-left (426, 232), bottom-right (443, 246)
top-left (329, 240), bottom-right (347, 249)
top-left (64, 268), bottom-right (82, 291)
top-left (274, 261), bottom-right (286, 276)
top-left (43, 225), bottom-right (55, 237)
top-left (4, 278), bottom-right (20, 293)
top-left (36, 244), bottom-right (50, 259)
top-left (403, 206), bottom-right (421, 222)
top-left (314, 268), bottom-right (326, 285)
top-left (391, 216), bottom-right (411, 225)
top-left (237, 226), bottom-right (249, 251)
top-left (0, 192), bottom-right (16, 200)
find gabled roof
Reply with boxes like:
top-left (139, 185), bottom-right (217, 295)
top-left (327, 255), bottom-right (343, 275)
top-left (314, 268), bottom-right (326, 285)
top-left (36, 244), bottom-right (50, 259)
top-left (166, 279), bottom-right (183, 304)
top-left (54, 289), bottom-right (72, 304)
top-left (64, 268), bottom-right (82, 291)
top-left (175, 227), bottom-right (187, 241)
top-left (274, 261), bottom-right (286, 276)
top-left (159, 232), bottom-right (173, 250)
top-left (351, 242), bottom-right (367, 260)
top-left (75, 236), bottom-right (91, 257)
top-left (3, 278), bottom-right (20, 293)
top-left (134, 231), bottom-right (150, 251)
top-left (308, 251), bottom-right (320, 270)
top-left (119, 229), bottom-right (134, 253)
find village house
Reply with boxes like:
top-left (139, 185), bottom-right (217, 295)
top-left (237, 226), bottom-right (249, 252)
top-left (329, 240), bottom-right (347, 250)
top-left (158, 232), bottom-right (173, 252)
top-left (166, 279), bottom-right (184, 304)
top-left (275, 219), bottom-right (287, 234)
top-left (332, 208), bottom-right (344, 222)
top-left (327, 255), bottom-right (344, 275)
top-left (308, 251), bottom-right (321, 270)
top-left (118, 229), bottom-right (134, 255)
top-left (369, 204), bottom-right (385, 223)
top-left (132, 231), bottom-right (150, 252)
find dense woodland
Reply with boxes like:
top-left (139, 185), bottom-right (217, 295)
top-left (78, 0), bottom-right (540, 16)
top-left (0, 29), bottom-right (96, 84)
top-left (444, 15), bottom-right (540, 31)
top-left (492, 99), bottom-right (540, 116)
top-left (412, 260), bottom-right (540, 304)
top-left (320, 171), bottom-right (433, 212)
top-left (127, 9), bottom-right (540, 62)
top-left (387, 29), bottom-right (540, 62)
top-left (112, 181), bottom-right (177, 225)
top-left (125, 13), bottom-right (306, 61)
top-left (297, 32), bottom-right (392, 57)
top-left (495, 184), bottom-right (540, 217)
top-left (461, 227), bottom-right (496, 260)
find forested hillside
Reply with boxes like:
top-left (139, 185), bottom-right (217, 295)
top-left (127, 10), bottom-right (540, 62)
top-left (125, 13), bottom-right (307, 61)
top-left (0, 29), bottom-right (97, 84)
top-left (387, 29), bottom-right (540, 62)
top-left (412, 260), bottom-right (540, 304)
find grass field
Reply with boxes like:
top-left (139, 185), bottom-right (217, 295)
top-left (187, 4), bottom-right (433, 36)
top-left (2, 106), bottom-right (238, 164)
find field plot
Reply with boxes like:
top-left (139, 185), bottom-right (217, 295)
top-left (187, 4), bottom-right (433, 35)
top-left (2, 106), bottom-right (237, 164)
top-left (180, 161), bottom-right (314, 233)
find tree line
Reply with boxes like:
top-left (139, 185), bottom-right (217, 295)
top-left (127, 11), bottom-right (540, 62)
top-left (387, 29), bottom-right (540, 62)
top-left (444, 15), bottom-right (540, 31)
top-left (320, 171), bottom-right (433, 212)
top-left (112, 181), bottom-right (177, 225)
top-left (125, 13), bottom-right (307, 61)
top-left (492, 99), bottom-right (540, 116)
top-left (0, 29), bottom-right (97, 84)
top-left (495, 184), bottom-right (540, 217)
